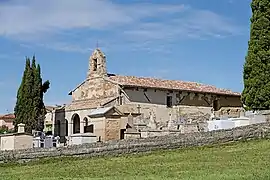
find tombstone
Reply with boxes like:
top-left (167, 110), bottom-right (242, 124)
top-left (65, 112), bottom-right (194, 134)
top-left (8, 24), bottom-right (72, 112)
top-left (167, 114), bottom-right (175, 130)
top-left (209, 108), bottom-right (215, 120)
top-left (127, 113), bottom-right (134, 127)
top-left (18, 123), bottom-right (25, 133)
top-left (239, 108), bottom-right (245, 118)
top-left (147, 112), bottom-right (157, 130)
top-left (126, 114), bottom-right (137, 132)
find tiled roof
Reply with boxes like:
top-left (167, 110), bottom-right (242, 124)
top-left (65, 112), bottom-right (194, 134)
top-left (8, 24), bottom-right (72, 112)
top-left (45, 106), bottom-right (56, 111)
top-left (0, 113), bottom-right (15, 120)
top-left (109, 75), bottom-right (240, 96)
top-left (65, 97), bottom-right (118, 111)
top-left (45, 105), bottom-right (66, 112)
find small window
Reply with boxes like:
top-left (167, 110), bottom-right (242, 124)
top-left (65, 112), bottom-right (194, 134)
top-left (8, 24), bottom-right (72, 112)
top-left (166, 96), bottom-right (172, 107)
top-left (119, 96), bottom-right (123, 105)
top-left (93, 58), bottom-right (97, 71)
top-left (213, 100), bottom-right (219, 111)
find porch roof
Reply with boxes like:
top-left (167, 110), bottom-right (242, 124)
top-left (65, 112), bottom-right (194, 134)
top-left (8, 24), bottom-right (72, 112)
top-left (89, 107), bottom-right (113, 116)
top-left (88, 106), bottom-right (123, 118)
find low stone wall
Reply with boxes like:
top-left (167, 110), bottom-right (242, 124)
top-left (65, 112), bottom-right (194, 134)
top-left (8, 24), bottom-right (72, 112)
top-left (1, 122), bottom-right (270, 163)
top-left (140, 130), bottom-right (182, 138)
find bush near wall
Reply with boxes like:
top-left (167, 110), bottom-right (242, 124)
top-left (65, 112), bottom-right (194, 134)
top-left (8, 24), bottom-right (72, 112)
top-left (1, 122), bottom-right (270, 163)
top-left (0, 126), bottom-right (14, 134)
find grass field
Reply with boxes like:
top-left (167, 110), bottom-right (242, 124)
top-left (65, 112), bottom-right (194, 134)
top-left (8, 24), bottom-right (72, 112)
top-left (1, 140), bottom-right (270, 180)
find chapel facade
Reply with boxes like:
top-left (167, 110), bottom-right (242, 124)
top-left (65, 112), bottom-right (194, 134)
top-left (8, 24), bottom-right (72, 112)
top-left (51, 48), bottom-right (242, 142)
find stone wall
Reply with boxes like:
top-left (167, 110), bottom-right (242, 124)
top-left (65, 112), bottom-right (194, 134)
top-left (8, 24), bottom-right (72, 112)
top-left (118, 104), bottom-right (241, 129)
top-left (71, 77), bottom-right (119, 103)
top-left (123, 88), bottom-right (241, 108)
top-left (1, 123), bottom-right (270, 163)
top-left (105, 118), bottom-right (120, 141)
top-left (118, 103), bottom-right (212, 128)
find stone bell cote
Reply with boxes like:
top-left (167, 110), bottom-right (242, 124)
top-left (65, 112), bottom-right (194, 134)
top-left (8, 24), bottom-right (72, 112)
top-left (87, 48), bottom-right (107, 78)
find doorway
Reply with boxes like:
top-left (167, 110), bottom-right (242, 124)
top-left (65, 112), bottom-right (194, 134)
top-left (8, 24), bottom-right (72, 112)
top-left (120, 129), bottom-right (126, 139)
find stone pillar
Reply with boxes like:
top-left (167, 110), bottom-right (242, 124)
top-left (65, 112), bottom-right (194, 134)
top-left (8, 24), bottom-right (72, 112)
top-left (80, 120), bottom-right (84, 133)
top-left (68, 120), bottom-right (73, 136)
top-left (51, 110), bottom-right (55, 136)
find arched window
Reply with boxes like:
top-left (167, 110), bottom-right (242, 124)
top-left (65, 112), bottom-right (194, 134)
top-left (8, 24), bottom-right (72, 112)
top-left (72, 114), bottom-right (80, 134)
top-left (93, 58), bottom-right (97, 71)
top-left (84, 117), bottom-right (88, 127)
top-left (83, 117), bottom-right (89, 133)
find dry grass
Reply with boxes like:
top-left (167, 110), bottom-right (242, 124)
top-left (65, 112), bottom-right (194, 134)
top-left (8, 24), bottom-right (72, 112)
top-left (1, 139), bottom-right (270, 180)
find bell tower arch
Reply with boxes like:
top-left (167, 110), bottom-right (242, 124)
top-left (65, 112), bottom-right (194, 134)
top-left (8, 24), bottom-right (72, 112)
top-left (87, 48), bottom-right (107, 78)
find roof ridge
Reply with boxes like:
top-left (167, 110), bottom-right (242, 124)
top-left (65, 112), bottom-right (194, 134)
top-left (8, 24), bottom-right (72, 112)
top-left (109, 74), bottom-right (240, 96)
top-left (114, 74), bottom-right (231, 89)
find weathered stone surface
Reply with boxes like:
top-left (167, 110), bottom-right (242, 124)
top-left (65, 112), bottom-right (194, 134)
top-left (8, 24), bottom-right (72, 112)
top-left (1, 123), bottom-right (270, 163)
top-left (105, 119), bottom-right (120, 141)
top-left (70, 78), bottom-right (119, 104)
top-left (214, 107), bottom-right (242, 118)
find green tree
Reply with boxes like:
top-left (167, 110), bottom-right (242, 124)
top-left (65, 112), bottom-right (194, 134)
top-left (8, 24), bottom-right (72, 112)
top-left (14, 58), bottom-right (33, 132)
top-left (241, 0), bottom-right (270, 110)
top-left (33, 59), bottom-right (50, 131)
top-left (14, 56), bottom-right (50, 133)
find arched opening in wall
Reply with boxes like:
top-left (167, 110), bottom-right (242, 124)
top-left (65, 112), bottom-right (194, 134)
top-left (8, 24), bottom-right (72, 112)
top-left (85, 123), bottom-right (94, 133)
top-left (56, 120), bottom-right (60, 136)
top-left (72, 114), bottom-right (80, 134)
top-left (93, 58), bottom-right (97, 71)
top-left (120, 129), bottom-right (126, 139)
top-left (84, 117), bottom-right (88, 126)
top-left (213, 99), bottom-right (220, 111)
top-left (83, 117), bottom-right (89, 133)
top-left (65, 119), bottom-right (68, 136)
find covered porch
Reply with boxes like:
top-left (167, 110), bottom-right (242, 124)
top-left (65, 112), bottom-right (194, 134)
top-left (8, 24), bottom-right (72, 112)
top-left (67, 106), bottom-right (128, 142)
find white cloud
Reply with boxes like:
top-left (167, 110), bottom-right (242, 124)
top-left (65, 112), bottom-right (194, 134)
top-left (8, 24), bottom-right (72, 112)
top-left (37, 43), bottom-right (92, 54)
top-left (0, 0), bottom-right (184, 39)
top-left (0, 0), bottom-right (244, 53)
top-left (124, 9), bottom-right (242, 42)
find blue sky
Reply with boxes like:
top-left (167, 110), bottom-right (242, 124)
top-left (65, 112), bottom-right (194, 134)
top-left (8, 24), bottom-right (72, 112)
top-left (0, 0), bottom-right (251, 114)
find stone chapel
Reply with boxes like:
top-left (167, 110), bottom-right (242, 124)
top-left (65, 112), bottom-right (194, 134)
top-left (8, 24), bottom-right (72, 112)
top-left (50, 48), bottom-right (242, 142)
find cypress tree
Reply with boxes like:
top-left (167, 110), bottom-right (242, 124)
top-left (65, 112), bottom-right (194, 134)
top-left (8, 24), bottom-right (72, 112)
top-left (14, 56), bottom-right (50, 133)
top-left (14, 58), bottom-right (34, 133)
top-left (32, 56), bottom-right (41, 131)
top-left (241, 0), bottom-right (270, 110)
top-left (34, 63), bottom-right (49, 131)
top-left (14, 58), bottom-right (28, 130)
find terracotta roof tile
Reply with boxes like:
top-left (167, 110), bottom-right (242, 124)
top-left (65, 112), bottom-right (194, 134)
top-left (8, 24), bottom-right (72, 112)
top-left (0, 113), bottom-right (15, 120)
top-left (45, 105), bottom-right (65, 111)
top-left (66, 97), bottom-right (117, 111)
top-left (109, 75), bottom-right (240, 96)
